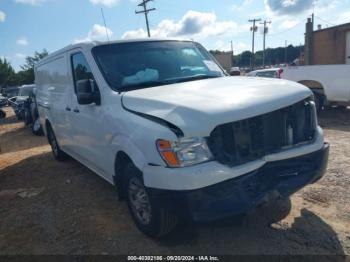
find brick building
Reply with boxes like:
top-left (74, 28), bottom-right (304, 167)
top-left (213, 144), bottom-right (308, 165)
top-left (212, 52), bottom-right (233, 72)
top-left (304, 18), bottom-right (350, 65)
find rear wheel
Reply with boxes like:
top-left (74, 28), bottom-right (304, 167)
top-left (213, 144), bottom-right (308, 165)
top-left (32, 118), bottom-right (44, 136)
top-left (124, 163), bottom-right (178, 238)
top-left (313, 93), bottom-right (323, 112)
top-left (24, 109), bottom-right (32, 125)
top-left (47, 126), bottom-right (68, 161)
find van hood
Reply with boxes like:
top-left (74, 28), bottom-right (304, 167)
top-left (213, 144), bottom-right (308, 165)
top-left (122, 76), bottom-right (311, 137)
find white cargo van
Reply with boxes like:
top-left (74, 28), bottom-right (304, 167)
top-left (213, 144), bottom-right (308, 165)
top-left (35, 39), bottom-right (329, 237)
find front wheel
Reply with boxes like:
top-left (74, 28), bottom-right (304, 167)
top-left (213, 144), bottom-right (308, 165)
top-left (124, 163), bottom-right (178, 238)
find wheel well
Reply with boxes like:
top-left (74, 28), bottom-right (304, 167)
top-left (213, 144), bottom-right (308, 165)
top-left (114, 151), bottom-right (133, 200)
top-left (298, 80), bottom-right (325, 96)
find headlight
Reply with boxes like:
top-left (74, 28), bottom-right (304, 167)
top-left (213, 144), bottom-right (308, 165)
top-left (156, 137), bottom-right (213, 168)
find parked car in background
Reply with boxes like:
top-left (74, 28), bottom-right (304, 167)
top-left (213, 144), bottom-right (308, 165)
top-left (35, 39), bottom-right (329, 238)
top-left (0, 95), bottom-right (7, 107)
top-left (282, 65), bottom-right (350, 111)
top-left (246, 68), bottom-right (284, 78)
top-left (8, 84), bottom-right (35, 120)
top-left (229, 67), bottom-right (241, 76)
top-left (2, 87), bottom-right (19, 103)
top-left (0, 109), bottom-right (5, 118)
top-left (4, 85), bottom-right (43, 135)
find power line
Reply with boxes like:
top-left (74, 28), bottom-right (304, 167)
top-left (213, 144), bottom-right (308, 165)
top-left (249, 18), bottom-right (261, 69)
top-left (260, 20), bottom-right (271, 68)
top-left (315, 15), bottom-right (337, 27)
top-left (135, 0), bottom-right (156, 37)
top-left (269, 21), bottom-right (302, 36)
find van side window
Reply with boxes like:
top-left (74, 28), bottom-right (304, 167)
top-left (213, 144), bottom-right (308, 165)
top-left (71, 52), bottom-right (95, 91)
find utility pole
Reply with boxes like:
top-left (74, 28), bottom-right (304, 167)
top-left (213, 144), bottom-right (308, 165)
top-left (260, 20), bottom-right (271, 68)
top-left (249, 18), bottom-right (261, 70)
top-left (285, 40), bottom-right (288, 64)
top-left (312, 0), bottom-right (318, 31)
top-left (135, 0), bottom-right (156, 37)
top-left (230, 40), bottom-right (234, 66)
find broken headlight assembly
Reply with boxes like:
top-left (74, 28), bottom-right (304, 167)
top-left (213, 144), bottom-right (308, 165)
top-left (156, 138), bottom-right (213, 167)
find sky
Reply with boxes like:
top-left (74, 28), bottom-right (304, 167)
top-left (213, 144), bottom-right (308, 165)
top-left (0, 0), bottom-right (350, 71)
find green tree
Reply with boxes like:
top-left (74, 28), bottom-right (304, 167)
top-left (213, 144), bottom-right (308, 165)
top-left (21, 49), bottom-right (49, 71)
top-left (19, 49), bottom-right (49, 84)
top-left (0, 58), bottom-right (16, 88)
top-left (211, 45), bottom-right (304, 68)
top-left (235, 51), bottom-right (252, 67)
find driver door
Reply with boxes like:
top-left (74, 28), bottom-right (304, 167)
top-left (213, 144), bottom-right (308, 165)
top-left (68, 51), bottom-right (107, 176)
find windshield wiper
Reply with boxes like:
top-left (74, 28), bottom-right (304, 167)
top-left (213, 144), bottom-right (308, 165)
top-left (169, 74), bottom-right (222, 84)
top-left (118, 74), bottom-right (222, 92)
top-left (118, 80), bottom-right (173, 92)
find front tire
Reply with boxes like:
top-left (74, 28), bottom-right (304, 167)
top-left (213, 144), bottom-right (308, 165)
top-left (47, 126), bottom-right (68, 161)
top-left (124, 163), bottom-right (178, 238)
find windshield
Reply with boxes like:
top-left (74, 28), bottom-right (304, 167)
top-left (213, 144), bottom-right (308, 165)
top-left (19, 86), bottom-right (33, 96)
top-left (92, 41), bottom-right (225, 91)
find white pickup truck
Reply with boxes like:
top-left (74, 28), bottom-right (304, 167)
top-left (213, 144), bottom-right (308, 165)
top-left (282, 65), bottom-right (350, 110)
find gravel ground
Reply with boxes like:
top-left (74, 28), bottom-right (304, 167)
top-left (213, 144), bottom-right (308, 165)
top-left (0, 106), bottom-right (350, 255)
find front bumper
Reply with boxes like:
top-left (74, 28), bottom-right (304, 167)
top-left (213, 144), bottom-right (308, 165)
top-left (149, 143), bottom-right (329, 222)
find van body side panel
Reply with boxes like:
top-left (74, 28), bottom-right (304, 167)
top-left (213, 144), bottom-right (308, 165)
top-left (35, 54), bottom-right (74, 149)
top-left (35, 64), bottom-right (51, 134)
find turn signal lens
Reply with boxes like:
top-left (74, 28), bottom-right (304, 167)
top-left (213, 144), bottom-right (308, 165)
top-left (156, 139), bottom-right (180, 167)
top-left (157, 140), bottom-right (172, 150)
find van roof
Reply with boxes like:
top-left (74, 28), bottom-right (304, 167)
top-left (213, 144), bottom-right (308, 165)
top-left (35, 38), bottom-right (192, 67)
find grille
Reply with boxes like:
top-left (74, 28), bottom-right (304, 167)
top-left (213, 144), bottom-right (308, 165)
top-left (207, 99), bottom-right (316, 167)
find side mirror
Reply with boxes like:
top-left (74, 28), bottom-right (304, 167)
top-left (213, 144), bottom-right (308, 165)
top-left (76, 79), bottom-right (100, 105)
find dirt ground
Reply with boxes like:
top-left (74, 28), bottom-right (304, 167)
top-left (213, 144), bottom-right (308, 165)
top-left (0, 106), bottom-right (350, 256)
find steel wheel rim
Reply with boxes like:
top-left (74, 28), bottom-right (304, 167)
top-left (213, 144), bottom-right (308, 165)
top-left (128, 177), bottom-right (152, 225)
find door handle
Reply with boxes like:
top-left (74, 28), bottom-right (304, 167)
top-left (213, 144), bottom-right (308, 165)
top-left (65, 107), bottom-right (71, 111)
top-left (73, 108), bottom-right (80, 113)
